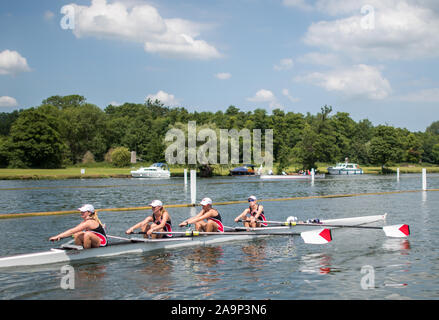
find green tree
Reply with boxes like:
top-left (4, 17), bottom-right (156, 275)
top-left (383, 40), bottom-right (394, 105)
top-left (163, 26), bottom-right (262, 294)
top-left (331, 112), bottom-right (357, 160)
top-left (404, 132), bottom-right (423, 163)
top-left (7, 108), bottom-right (66, 168)
top-left (60, 103), bottom-right (109, 163)
top-left (293, 123), bottom-right (320, 170)
top-left (0, 136), bottom-right (10, 167)
top-left (368, 125), bottom-right (402, 171)
top-left (312, 106), bottom-right (340, 163)
top-left (432, 143), bottom-right (439, 164)
top-left (0, 110), bottom-right (22, 136)
top-left (276, 143), bottom-right (291, 174)
top-left (42, 95), bottom-right (86, 110)
top-left (426, 121), bottom-right (439, 136)
top-left (111, 147), bottom-right (131, 167)
top-left (351, 119), bottom-right (374, 164)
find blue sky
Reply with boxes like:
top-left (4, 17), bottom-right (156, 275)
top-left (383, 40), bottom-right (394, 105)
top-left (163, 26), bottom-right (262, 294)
top-left (1, 0), bottom-right (439, 132)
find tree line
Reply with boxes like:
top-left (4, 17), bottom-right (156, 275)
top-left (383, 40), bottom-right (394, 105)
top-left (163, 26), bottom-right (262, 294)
top-left (0, 94), bottom-right (439, 171)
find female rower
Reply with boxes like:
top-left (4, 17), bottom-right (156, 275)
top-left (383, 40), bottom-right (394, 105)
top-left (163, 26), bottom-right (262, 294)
top-left (49, 204), bottom-right (107, 248)
top-left (234, 195), bottom-right (267, 228)
top-left (179, 197), bottom-right (224, 232)
top-left (125, 200), bottom-right (172, 238)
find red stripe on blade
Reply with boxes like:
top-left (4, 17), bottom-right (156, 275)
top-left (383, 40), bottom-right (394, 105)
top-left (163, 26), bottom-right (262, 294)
top-left (399, 224), bottom-right (410, 236)
top-left (319, 229), bottom-right (332, 242)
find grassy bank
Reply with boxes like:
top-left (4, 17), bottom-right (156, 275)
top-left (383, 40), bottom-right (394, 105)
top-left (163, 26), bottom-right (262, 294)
top-left (0, 164), bottom-right (233, 180)
top-left (0, 167), bottom-right (133, 180)
top-left (1, 163), bottom-right (439, 180)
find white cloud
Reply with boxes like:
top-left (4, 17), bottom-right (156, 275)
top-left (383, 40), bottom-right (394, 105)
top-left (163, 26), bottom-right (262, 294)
top-left (247, 89), bottom-right (284, 110)
top-left (296, 64), bottom-right (392, 100)
top-left (0, 50), bottom-right (31, 75)
top-left (282, 0), bottom-right (314, 11)
top-left (282, 89), bottom-right (300, 103)
top-left (273, 58), bottom-right (294, 71)
top-left (397, 88), bottom-right (439, 103)
top-left (247, 89), bottom-right (276, 102)
top-left (297, 52), bottom-right (341, 66)
top-left (65, 0), bottom-right (221, 60)
top-left (302, 1), bottom-right (439, 60)
top-left (146, 90), bottom-right (179, 106)
top-left (215, 72), bottom-right (231, 80)
top-left (0, 96), bottom-right (18, 107)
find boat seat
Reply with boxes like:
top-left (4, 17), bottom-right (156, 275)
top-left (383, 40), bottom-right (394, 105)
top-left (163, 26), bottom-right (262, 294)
top-left (60, 243), bottom-right (84, 251)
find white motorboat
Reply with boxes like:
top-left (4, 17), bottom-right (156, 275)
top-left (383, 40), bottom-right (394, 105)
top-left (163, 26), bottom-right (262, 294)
top-left (0, 214), bottom-right (408, 268)
top-left (327, 162), bottom-right (363, 175)
top-left (131, 163), bottom-right (171, 178)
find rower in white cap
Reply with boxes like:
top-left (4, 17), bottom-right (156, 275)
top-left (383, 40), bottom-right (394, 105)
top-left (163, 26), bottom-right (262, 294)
top-left (49, 204), bottom-right (107, 248)
top-left (125, 200), bottom-right (173, 238)
top-left (179, 197), bottom-right (224, 232)
top-left (234, 195), bottom-right (267, 228)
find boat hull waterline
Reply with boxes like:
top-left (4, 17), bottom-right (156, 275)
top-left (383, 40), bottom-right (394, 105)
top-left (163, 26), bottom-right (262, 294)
top-left (0, 214), bottom-right (386, 268)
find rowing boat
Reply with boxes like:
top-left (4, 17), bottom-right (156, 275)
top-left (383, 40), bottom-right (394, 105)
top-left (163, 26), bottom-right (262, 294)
top-left (0, 214), bottom-right (387, 268)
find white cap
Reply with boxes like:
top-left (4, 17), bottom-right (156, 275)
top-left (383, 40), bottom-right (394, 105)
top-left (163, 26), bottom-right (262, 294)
top-left (200, 197), bottom-right (212, 206)
top-left (248, 195), bottom-right (257, 201)
top-left (78, 204), bottom-right (95, 213)
top-left (149, 200), bottom-right (163, 207)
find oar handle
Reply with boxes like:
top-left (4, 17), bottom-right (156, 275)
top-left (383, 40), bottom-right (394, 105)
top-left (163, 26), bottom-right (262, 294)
top-left (238, 219), bottom-right (268, 223)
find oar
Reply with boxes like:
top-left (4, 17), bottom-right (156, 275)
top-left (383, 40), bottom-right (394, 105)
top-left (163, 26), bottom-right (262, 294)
top-left (152, 229), bottom-right (333, 245)
top-left (112, 233), bottom-right (204, 242)
top-left (238, 219), bottom-right (410, 238)
top-left (107, 234), bottom-right (149, 242)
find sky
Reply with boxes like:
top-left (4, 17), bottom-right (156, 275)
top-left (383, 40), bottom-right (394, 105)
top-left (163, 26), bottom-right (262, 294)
top-left (1, 0), bottom-right (439, 132)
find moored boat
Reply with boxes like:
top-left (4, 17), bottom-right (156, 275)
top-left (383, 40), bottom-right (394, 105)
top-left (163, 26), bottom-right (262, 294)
top-left (131, 163), bottom-right (171, 178)
top-left (230, 164), bottom-right (256, 176)
top-left (327, 160), bottom-right (363, 175)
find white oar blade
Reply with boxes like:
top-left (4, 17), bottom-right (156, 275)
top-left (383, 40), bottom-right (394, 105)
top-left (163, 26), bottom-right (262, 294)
top-left (300, 228), bottom-right (332, 244)
top-left (383, 224), bottom-right (410, 238)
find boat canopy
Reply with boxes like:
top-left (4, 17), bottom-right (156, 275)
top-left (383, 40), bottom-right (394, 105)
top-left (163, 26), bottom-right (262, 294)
top-left (152, 163), bottom-right (167, 167)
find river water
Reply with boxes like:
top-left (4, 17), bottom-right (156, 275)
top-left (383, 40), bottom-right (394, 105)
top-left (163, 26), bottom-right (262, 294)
top-left (0, 174), bottom-right (438, 300)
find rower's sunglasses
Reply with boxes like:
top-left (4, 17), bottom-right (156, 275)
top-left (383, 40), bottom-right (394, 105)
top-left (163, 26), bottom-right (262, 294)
top-left (248, 199), bottom-right (255, 202)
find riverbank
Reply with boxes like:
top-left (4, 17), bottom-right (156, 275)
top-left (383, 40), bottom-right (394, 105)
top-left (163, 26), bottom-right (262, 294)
top-left (1, 163), bottom-right (439, 180)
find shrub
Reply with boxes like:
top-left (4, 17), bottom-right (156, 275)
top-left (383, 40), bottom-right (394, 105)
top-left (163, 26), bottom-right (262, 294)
top-left (111, 147), bottom-right (131, 167)
top-left (82, 151), bottom-right (95, 164)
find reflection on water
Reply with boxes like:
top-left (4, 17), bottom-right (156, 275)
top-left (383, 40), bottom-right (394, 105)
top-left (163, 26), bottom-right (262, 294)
top-left (382, 239), bottom-right (411, 253)
top-left (299, 253), bottom-right (333, 275)
top-left (73, 263), bottom-right (107, 299)
top-left (136, 253), bottom-right (175, 299)
top-left (182, 246), bottom-right (225, 298)
top-left (241, 241), bottom-right (267, 266)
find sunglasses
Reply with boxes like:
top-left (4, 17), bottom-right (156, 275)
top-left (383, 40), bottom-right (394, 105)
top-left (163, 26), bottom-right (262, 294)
top-left (248, 199), bottom-right (255, 202)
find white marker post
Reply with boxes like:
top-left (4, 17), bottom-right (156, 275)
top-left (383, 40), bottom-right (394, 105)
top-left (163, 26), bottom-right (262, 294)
top-left (422, 168), bottom-right (427, 191)
top-left (184, 169), bottom-right (188, 186)
top-left (397, 168), bottom-right (400, 182)
top-left (311, 168), bottom-right (315, 183)
top-left (190, 170), bottom-right (197, 205)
